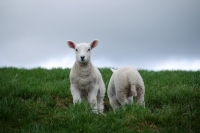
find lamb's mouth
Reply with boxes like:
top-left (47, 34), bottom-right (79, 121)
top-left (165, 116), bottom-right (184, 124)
top-left (79, 60), bottom-right (87, 63)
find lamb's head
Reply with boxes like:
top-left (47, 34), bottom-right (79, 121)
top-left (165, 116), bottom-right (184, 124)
top-left (67, 40), bottom-right (98, 64)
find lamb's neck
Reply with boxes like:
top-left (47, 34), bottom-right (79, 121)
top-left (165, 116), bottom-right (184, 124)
top-left (75, 61), bottom-right (92, 76)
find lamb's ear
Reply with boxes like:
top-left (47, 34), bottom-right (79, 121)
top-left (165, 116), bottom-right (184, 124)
top-left (90, 39), bottom-right (98, 49)
top-left (110, 68), bottom-right (117, 73)
top-left (67, 40), bottom-right (76, 49)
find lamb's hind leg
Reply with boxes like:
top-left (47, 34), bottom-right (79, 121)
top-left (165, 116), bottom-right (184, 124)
top-left (109, 93), bottom-right (120, 111)
top-left (127, 96), bottom-right (133, 104)
top-left (117, 88), bottom-right (129, 106)
top-left (127, 84), bottom-right (137, 104)
top-left (136, 86), bottom-right (145, 107)
top-left (108, 84), bottom-right (120, 111)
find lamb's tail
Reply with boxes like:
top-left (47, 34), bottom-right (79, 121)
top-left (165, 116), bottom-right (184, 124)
top-left (130, 84), bottom-right (137, 97)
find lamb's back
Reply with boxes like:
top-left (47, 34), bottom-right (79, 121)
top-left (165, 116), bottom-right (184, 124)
top-left (114, 66), bottom-right (143, 87)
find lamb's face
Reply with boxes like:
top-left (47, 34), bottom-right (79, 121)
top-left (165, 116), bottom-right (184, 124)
top-left (75, 43), bottom-right (92, 63)
top-left (67, 40), bottom-right (98, 64)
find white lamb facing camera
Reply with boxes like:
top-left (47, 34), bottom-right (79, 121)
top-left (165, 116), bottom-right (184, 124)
top-left (67, 40), bottom-right (105, 113)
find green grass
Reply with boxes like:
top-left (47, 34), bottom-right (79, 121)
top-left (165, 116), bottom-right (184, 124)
top-left (0, 67), bottom-right (199, 133)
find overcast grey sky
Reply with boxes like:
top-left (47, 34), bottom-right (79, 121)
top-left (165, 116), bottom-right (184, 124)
top-left (1, 0), bottom-right (200, 70)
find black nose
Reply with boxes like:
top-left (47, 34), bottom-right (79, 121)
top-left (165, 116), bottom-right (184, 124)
top-left (81, 56), bottom-right (85, 60)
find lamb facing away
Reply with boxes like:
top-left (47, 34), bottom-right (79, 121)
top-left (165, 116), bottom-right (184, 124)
top-left (107, 66), bottom-right (145, 111)
top-left (67, 40), bottom-right (105, 113)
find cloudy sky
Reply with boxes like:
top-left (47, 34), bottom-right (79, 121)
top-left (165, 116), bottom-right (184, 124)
top-left (1, 0), bottom-right (200, 70)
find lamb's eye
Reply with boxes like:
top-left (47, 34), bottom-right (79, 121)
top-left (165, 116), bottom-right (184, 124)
top-left (87, 49), bottom-right (90, 52)
top-left (75, 49), bottom-right (78, 52)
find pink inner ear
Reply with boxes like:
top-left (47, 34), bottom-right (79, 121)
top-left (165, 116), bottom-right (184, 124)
top-left (91, 40), bottom-right (98, 48)
top-left (67, 41), bottom-right (75, 49)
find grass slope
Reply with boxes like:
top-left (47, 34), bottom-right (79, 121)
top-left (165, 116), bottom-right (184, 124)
top-left (0, 67), bottom-right (200, 132)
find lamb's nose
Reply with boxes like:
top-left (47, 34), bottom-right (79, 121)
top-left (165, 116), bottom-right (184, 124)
top-left (80, 56), bottom-right (85, 60)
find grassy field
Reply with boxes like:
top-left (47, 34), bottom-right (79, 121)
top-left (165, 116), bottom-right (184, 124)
top-left (0, 67), bottom-right (199, 133)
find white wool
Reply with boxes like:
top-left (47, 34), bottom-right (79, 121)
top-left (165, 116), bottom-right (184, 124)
top-left (67, 40), bottom-right (105, 113)
top-left (108, 66), bottom-right (145, 111)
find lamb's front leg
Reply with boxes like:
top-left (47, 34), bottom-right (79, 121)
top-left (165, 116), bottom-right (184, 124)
top-left (70, 84), bottom-right (81, 104)
top-left (88, 88), bottom-right (98, 113)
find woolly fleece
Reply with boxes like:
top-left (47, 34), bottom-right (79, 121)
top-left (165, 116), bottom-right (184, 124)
top-left (108, 66), bottom-right (145, 110)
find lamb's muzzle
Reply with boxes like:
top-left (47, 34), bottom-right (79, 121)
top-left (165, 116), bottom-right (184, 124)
top-left (80, 56), bottom-right (85, 61)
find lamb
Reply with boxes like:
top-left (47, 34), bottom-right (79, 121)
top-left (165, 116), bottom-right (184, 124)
top-left (107, 66), bottom-right (145, 111)
top-left (67, 39), bottom-right (105, 113)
